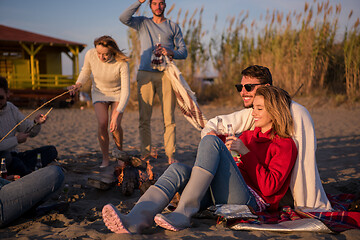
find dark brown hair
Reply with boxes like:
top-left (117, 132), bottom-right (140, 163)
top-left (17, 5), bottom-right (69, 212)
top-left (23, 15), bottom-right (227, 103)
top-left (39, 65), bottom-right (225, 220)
top-left (149, 0), bottom-right (165, 5)
top-left (0, 76), bottom-right (8, 92)
top-left (241, 65), bottom-right (273, 85)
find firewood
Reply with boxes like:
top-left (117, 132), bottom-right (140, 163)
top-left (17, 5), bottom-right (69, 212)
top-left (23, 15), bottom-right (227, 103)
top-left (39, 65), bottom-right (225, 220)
top-left (121, 165), bottom-right (139, 196)
top-left (87, 175), bottom-right (116, 190)
top-left (113, 152), bottom-right (157, 196)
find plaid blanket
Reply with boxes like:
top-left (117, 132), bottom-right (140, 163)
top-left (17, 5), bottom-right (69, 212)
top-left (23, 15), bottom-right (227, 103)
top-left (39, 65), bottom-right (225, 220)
top-left (226, 194), bottom-right (360, 233)
top-left (164, 57), bottom-right (207, 131)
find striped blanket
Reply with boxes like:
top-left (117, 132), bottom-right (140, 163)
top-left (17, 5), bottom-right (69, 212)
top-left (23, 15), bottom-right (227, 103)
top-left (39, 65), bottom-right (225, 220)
top-left (225, 194), bottom-right (360, 233)
top-left (164, 57), bottom-right (207, 131)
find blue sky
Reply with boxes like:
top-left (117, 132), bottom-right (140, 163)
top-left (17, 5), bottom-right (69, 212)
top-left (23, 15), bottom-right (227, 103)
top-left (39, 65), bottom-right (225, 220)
top-left (1, 0), bottom-right (359, 74)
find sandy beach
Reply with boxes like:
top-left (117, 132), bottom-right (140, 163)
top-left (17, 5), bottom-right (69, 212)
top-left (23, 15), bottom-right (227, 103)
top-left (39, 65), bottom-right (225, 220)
top-left (1, 98), bottom-right (359, 239)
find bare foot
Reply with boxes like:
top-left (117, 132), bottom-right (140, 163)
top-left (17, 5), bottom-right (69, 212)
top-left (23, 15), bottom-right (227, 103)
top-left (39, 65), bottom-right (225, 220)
top-left (100, 159), bottom-right (110, 168)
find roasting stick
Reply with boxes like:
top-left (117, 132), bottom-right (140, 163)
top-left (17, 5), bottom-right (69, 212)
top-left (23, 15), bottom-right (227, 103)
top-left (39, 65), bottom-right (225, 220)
top-left (0, 90), bottom-right (70, 143)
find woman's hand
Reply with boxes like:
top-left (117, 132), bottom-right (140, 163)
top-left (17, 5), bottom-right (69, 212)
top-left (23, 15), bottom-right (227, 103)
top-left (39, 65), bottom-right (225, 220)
top-left (110, 111), bottom-right (123, 133)
top-left (225, 136), bottom-right (250, 155)
top-left (67, 83), bottom-right (82, 96)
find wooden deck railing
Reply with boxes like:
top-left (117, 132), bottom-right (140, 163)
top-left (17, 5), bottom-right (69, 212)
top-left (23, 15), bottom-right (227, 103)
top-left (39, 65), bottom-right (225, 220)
top-left (6, 74), bottom-right (77, 89)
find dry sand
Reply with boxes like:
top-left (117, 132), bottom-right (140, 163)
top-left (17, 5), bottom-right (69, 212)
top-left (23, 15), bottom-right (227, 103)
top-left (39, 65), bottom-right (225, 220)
top-left (1, 99), bottom-right (359, 239)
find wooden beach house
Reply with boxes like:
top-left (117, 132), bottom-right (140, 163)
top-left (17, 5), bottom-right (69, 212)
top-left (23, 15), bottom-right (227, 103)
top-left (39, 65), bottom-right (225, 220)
top-left (0, 24), bottom-right (86, 106)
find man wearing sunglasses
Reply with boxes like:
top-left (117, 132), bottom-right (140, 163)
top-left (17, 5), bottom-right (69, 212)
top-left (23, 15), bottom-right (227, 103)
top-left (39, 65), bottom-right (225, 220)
top-left (0, 76), bottom-right (58, 177)
top-left (201, 65), bottom-right (332, 212)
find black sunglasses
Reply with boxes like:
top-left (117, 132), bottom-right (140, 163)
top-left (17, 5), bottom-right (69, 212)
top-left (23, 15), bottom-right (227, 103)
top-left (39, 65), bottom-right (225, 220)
top-left (235, 83), bottom-right (264, 92)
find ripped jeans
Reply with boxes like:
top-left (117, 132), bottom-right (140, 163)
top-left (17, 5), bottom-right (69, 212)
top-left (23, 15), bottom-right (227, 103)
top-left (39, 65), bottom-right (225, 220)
top-left (154, 135), bottom-right (258, 211)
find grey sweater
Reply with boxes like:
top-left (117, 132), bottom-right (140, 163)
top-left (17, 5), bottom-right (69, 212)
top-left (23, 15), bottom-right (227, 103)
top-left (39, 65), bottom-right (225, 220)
top-left (120, 1), bottom-right (187, 72)
top-left (0, 102), bottom-right (41, 152)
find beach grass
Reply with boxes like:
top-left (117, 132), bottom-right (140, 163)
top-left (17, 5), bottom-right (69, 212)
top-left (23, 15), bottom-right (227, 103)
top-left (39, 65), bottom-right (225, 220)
top-left (125, 0), bottom-right (359, 104)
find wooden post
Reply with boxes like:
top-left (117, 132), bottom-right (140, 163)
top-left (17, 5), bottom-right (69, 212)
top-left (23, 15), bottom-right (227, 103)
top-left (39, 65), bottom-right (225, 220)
top-left (67, 45), bottom-right (80, 83)
top-left (19, 43), bottom-right (43, 89)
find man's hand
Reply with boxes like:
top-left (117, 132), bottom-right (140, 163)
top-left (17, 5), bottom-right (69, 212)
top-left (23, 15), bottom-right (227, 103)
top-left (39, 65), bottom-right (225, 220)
top-left (6, 175), bottom-right (20, 181)
top-left (16, 132), bottom-right (29, 144)
top-left (206, 130), bottom-right (217, 136)
top-left (161, 47), bottom-right (174, 59)
top-left (139, 0), bottom-right (146, 3)
top-left (34, 113), bottom-right (48, 125)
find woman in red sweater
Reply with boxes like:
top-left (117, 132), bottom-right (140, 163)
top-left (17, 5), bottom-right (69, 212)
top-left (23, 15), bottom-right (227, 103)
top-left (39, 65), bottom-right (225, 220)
top-left (102, 86), bottom-right (298, 234)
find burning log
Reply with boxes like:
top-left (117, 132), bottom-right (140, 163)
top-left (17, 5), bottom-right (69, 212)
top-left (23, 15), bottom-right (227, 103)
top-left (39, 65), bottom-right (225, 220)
top-left (115, 154), bottom-right (157, 196)
top-left (114, 149), bottom-right (180, 209)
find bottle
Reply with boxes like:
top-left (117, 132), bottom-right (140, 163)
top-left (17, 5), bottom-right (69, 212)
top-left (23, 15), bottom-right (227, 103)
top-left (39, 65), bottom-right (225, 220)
top-left (227, 124), bottom-right (238, 157)
top-left (227, 123), bottom-right (234, 137)
top-left (35, 153), bottom-right (42, 170)
top-left (1, 158), bottom-right (7, 179)
top-left (216, 117), bottom-right (226, 143)
top-left (151, 34), bottom-right (166, 71)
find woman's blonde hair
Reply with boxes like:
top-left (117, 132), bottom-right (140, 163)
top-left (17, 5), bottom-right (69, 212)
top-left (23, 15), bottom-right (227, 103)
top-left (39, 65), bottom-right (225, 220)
top-left (255, 86), bottom-right (294, 139)
top-left (94, 35), bottom-right (129, 62)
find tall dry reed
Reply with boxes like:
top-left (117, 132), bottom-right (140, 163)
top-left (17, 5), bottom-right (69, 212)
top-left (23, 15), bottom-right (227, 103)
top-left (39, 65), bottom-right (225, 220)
top-left (344, 15), bottom-right (360, 101)
top-left (125, 0), bottom-right (359, 103)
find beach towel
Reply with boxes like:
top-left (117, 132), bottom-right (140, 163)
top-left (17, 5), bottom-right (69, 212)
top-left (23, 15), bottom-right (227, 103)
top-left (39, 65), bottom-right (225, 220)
top-left (164, 57), bottom-right (207, 131)
top-left (217, 194), bottom-right (360, 233)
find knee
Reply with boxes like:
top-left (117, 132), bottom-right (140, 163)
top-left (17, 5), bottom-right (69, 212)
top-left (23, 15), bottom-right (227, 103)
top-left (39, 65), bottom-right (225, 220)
top-left (165, 162), bottom-right (192, 180)
top-left (139, 113), bottom-right (151, 125)
top-left (200, 135), bottom-right (221, 148)
top-left (48, 146), bottom-right (58, 159)
top-left (155, 162), bottom-right (192, 196)
top-left (45, 165), bottom-right (65, 190)
top-left (98, 121), bottom-right (108, 131)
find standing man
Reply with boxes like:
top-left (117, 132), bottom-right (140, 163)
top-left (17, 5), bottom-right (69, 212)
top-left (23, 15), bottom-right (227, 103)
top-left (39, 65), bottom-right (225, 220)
top-left (201, 65), bottom-right (333, 212)
top-left (120, 0), bottom-right (188, 164)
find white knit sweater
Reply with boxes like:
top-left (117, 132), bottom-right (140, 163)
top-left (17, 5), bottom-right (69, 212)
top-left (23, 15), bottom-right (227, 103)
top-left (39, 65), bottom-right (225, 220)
top-left (76, 48), bottom-right (130, 113)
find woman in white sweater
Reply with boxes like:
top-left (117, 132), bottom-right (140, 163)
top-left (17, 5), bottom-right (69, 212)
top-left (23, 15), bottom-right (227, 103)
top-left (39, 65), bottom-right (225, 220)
top-left (69, 36), bottom-right (130, 168)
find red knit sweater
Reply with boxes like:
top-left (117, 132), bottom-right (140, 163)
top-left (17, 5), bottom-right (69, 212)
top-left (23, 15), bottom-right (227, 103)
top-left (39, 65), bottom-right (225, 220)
top-left (238, 127), bottom-right (298, 211)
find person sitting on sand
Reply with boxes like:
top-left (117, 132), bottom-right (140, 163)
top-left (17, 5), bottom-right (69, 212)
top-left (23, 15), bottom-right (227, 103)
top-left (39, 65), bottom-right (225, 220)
top-left (68, 35), bottom-right (130, 168)
top-left (0, 76), bottom-right (58, 177)
top-left (0, 165), bottom-right (64, 227)
top-left (201, 65), bottom-right (332, 212)
top-left (101, 85), bottom-right (298, 233)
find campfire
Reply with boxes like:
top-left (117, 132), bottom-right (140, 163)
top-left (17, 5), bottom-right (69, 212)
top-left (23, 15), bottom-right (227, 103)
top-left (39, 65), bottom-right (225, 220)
top-left (115, 148), bottom-right (157, 196)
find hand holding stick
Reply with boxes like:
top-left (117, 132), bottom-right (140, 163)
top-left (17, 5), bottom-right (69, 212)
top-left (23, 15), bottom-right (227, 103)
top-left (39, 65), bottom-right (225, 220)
top-left (25, 107), bottom-right (53, 133)
top-left (0, 90), bottom-right (70, 143)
